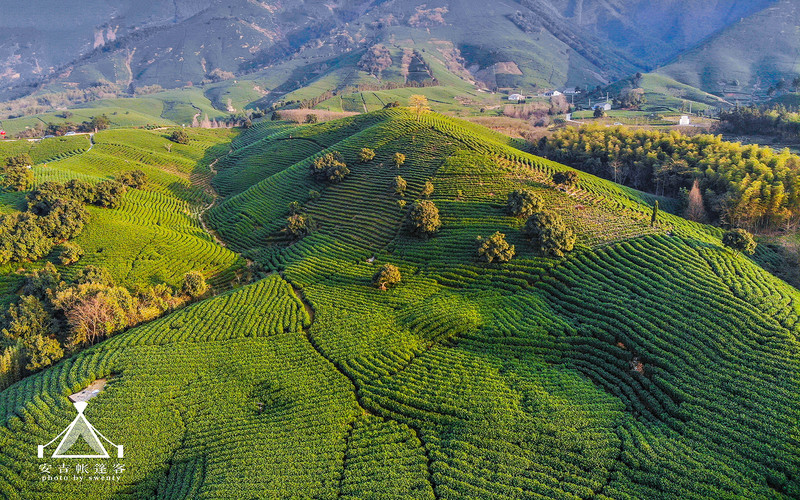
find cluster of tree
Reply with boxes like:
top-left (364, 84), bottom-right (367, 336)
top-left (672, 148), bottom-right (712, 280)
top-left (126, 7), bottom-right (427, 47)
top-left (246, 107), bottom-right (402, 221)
top-left (44, 115), bottom-right (111, 136)
top-left (524, 210), bottom-right (575, 257)
top-left (502, 96), bottom-right (570, 125)
top-left (0, 185), bottom-right (88, 265)
top-left (497, 189), bottom-right (576, 260)
top-left (286, 213), bottom-right (315, 238)
top-left (360, 148), bottom-right (376, 162)
top-left (0, 264), bottom-right (208, 378)
top-left (615, 88), bottom-right (646, 109)
top-left (718, 105), bottom-right (800, 140)
top-left (358, 45), bottom-right (393, 77)
top-left (310, 152), bottom-right (350, 183)
top-left (1, 84), bottom-right (122, 122)
top-left (1, 154), bottom-right (34, 191)
top-left (28, 175), bottom-right (133, 214)
top-left (190, 114), bottom-right (251, 129)
top-left (537, 124), bottom-right (800, 230)
top-left (170, 129), bottom-right (190, 144)
top-left (722, 228), bottom-right (757, 255)
top-left (0, 170), bottom-right (145, 265)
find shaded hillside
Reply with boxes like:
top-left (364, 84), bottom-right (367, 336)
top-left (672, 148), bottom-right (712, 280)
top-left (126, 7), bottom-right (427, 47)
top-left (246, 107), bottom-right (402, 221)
top-left (0, 110), bottom-right (797, 498)
top-left (657, 0), bottom-right (800, 96)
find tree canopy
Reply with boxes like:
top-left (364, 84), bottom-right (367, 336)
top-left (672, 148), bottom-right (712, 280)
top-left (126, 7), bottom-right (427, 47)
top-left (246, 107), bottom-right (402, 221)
top-left (722, 228), bottom-right (757, 255)
top-left (408, 200), bottom-right (441, 236)
top-left (372, 263), bottom-right (401, 289)
top-left (311, 152), bottom-right (350, 183)
top-left (537, 124), bottom-right (800, 230)
top-left (506, 189), bottom-right (543, 218)
top-left (476, 232), bottom-right (515, 263)
top-left (524, 210), bottom-right (575, 257)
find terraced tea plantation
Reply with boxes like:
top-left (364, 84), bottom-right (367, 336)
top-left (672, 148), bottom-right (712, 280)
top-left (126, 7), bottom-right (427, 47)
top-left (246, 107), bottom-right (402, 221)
top-left (0, 110), bottom-right (797, 499)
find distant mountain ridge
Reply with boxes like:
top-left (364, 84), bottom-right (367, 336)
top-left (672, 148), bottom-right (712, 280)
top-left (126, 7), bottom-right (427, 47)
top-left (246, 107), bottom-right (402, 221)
top-left (0, 0), bottom-right (791, 102)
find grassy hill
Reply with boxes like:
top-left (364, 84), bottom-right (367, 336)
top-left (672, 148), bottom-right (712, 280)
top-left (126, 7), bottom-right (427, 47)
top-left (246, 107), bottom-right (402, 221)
top-left (0, 110), bottom-right (798, 498)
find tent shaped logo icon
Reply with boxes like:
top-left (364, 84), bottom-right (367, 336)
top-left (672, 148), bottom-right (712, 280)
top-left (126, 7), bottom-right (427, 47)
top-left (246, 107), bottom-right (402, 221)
top-left (38, 401), bottom-right (123, 459)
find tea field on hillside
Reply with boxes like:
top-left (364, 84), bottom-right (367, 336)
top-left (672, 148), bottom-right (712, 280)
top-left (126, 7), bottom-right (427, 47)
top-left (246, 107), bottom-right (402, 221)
top-left (0, 110), bottom-right (797, 498)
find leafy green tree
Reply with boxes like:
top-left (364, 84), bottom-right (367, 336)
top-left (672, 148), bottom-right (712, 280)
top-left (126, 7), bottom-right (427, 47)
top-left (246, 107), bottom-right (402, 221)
top-left (3, 296), bottom-right (52, 342)
top-left (359, 148), bottom-right (376, 163)
top-left (0, 213), bottom-right (53, 263)
top-left (64, 179), bottom-right (95, 202)
top-left (593, 107), bottom-right (606, 118)
top-left (305, 114), bottom-right (319, 124)
top-left (408, 200), bottom-right (441, 236)
top-left (86, 114), bottom-right (111, 131)
top-left (58, 242), bottom-right (84, 265)
top-left (393, 153), bottom-right (406, 167)
top-left (308, 189), bottom-right (321, 200)
top-left (27, 181), bottom-right (68, 215)
top-left (722, 228), bottom-right (757, 255)
top-left (372, 263), bottom-right (401, 289)
top-left (169, 129), bottom-right (190, 144)
top-left (22, 263), bottom-right (62, 298)
top-left (421, 180), bottom-right (434, 198)
top-left (182, 271), bottom-right (209, 298)
top-left (393, 176), bottom-right (407, 196)
top-left (617, 88), bottom-right (646, 109)
top-left (311, 152), bottom-right (350, 183)
top-left (506, 189), bottom-right (543, 218)
top-left (552, 171), bottom-right (579, 187)
top-left (476, 232), bottom-right (515, 263)
top-left (117, 170), bottom-right (146, 188)
top-left (41, 198), bottom-right (89, 241)
top-left (92, 180), bottom-right (127, 208)
top-left (288, 201), bottom-right (302, 215)
top-left (524, 210), bottom-right (575, 257)
top-left (2, 154), bottom-right (34, 191)
top-left (2, 295), bottom-right (64, 372)
top-left (21, 333), bottom-right (64, 371)
top-left (74, 265), bottom-right (115, 287)
top-left (286, 213), bottom-right (314, 238)
top-left (6, 153), bottom-right (33, 170)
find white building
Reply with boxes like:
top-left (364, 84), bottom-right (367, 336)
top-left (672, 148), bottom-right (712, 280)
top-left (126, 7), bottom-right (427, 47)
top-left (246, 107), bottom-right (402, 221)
top-left (563, 88), bottom-right (580, 95)
top-left (544, 90), bottom-right (562, 97)
top-left (593, 102), bottom-right (611, 111)
top-left (679, 115), bottom-right (691, 126)
top-left (508, 93), bottom-right (525, 101)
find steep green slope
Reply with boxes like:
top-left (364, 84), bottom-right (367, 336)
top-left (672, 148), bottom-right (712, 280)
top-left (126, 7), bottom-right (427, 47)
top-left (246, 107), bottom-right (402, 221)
top-left (0, 110), bottom-right (797, 498)
top-left (0, 127), bottom-right (245, 295)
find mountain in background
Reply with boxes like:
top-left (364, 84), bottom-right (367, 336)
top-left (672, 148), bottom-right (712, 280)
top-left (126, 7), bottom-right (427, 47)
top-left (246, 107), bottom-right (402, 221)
top-left (656, 0), bottom-right (800, 100)
top-left (0, 0), bottom-right (795, 105)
